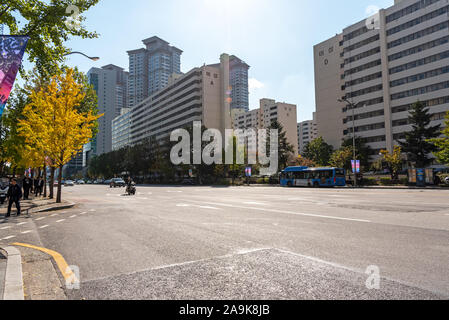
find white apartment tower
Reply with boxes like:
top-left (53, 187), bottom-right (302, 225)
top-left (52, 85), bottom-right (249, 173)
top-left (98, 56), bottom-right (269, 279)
top-left (314, 0), bottom-right (449, 155)
top-left (298, 113), bottom-right (318, 155)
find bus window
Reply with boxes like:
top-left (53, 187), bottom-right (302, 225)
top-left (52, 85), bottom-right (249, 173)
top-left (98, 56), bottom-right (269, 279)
top-left (335, 169), bottom-right (345, 177)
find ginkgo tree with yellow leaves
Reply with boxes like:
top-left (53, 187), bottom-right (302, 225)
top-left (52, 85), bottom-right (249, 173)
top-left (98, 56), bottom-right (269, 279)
top-left (18, 68), bottom-right (102, 203)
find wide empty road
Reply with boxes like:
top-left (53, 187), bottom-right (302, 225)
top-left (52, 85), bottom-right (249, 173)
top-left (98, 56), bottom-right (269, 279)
top-left (1, 185), bottom-right (448, 300)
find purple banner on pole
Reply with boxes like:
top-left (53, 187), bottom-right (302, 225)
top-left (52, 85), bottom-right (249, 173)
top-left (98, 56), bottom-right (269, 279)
top-left (0, 35), bottom-right (29, 118)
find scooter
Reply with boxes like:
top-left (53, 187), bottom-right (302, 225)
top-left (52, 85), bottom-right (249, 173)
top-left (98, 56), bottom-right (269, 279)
top-left (126, 183), bottom-right (136, 196)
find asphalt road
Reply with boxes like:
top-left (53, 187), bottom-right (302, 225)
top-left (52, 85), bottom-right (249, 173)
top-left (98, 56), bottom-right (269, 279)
top-left (0, 185), bottom-right (448, 300)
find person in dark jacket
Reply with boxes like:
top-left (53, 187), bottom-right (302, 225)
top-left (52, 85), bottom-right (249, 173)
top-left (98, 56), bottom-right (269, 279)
top-left (36, 177), bottom-right (44, 196)
top-left (22, 176), bottom-right (32, 200)
top-left (6, 178), bottom-right (22, 217)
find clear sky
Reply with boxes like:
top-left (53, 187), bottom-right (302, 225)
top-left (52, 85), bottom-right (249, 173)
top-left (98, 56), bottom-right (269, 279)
top-left (61, 0), bottom-right (393, 122)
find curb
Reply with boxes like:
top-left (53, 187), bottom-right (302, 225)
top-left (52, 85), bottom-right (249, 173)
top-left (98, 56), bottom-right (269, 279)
top-left (32, 202), bottom-right (76, 213)
top-left (0, 246), bottom-right (24, 300)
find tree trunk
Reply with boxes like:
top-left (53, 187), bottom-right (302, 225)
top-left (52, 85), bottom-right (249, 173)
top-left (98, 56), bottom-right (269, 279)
top-left (56, 165), bottom-right (63, 203)
top-left (49, 167), bottom-right (55, 199)
top-left (43, 162), bottom-right (47, 198)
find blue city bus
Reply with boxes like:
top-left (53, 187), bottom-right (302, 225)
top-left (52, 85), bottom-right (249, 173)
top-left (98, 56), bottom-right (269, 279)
top-left (280, 167), bottom-right (346, 188)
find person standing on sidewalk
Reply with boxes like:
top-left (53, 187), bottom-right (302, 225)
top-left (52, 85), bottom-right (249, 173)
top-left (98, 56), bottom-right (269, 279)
top-left (22, 175), bottom-right (32, 200)
top-left (6, 179), bottom-right (22, 218)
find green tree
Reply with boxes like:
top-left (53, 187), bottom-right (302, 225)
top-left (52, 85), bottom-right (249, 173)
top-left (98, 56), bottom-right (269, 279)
top-left (302, 137), bottom-right (333, 167)
top-left (380, 146), bottom-right (403, 180)
top-left (430, 111), bottom-right (449, 165)
top-left (399, 101), bottom-right (441, 168)
top-left (329, 147), bottom-right (353, 171)
top-left (341, 137), bottom-right (373, 170)
top-left (1, 0), bottom-right (100, 75)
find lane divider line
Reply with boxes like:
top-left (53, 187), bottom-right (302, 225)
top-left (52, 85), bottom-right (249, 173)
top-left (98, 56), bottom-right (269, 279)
top-left (39, 225), bottom-right (49, 229)
top-left (12, 243), bottom-right (78, 285)
top-left (56, 219), bottom-right (65, 223)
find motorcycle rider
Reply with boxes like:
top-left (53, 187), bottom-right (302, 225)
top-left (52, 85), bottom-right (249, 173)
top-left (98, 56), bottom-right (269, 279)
top-left (126, 177), bottom-right (135, 195)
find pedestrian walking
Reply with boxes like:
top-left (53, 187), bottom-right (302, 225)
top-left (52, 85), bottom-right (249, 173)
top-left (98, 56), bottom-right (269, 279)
top-left (37, 177), bottom-right (44, 196)
top-left (6, 178), bottom-right (22, 218)
top-left (22, 175), bottom-right (32, 200)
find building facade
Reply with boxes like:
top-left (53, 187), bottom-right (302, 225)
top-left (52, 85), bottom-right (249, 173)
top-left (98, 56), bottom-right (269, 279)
top-left (112, 108), bottom-right (131, 151)
top-left (298, 113), bottom-right (318, 155)
top-left (209, 55), bottom-right (250, 112)
top-left (314, 0), bottom-right (449, 156)
top-left (129, 54), bottom-right (232, 145)
top-left (127, 36), bottom-right (182, 108)
top-left (87, 64), bottom-right (129, 157)
top-left (232, 98), bottom-right (299, 156)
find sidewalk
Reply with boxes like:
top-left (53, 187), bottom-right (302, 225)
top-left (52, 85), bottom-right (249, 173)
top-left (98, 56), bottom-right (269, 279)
top-left (0, 195), bottom-right (75, 217)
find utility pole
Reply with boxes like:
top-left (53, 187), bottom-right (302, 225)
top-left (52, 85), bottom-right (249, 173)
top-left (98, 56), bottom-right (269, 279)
top-left (339, 98), bottom-right (361, 188)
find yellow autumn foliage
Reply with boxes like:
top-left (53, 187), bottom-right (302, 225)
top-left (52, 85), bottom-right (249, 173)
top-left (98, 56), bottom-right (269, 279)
top-left (18, 68), bottom-right (102, 169)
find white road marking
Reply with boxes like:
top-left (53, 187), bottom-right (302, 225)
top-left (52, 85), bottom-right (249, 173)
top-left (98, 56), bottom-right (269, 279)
top-left (89, 209), bottom-right (96, 212)
top-left (243, 202), bottom-right (265, 206)
top-left (199, 206), bottom-right (220, 210)
top-left (148, 192), bottom-right (153, 195)
top-left (3, 235), bottom-right (15, 240)
top-left (167, 191), bottom-right (182, 193)
top-left (21, 230), bottom-right (32, 234)
top-left (17, 222), bottom-right (28, 226)
top-left (50, 214), bottom-right (58, 217)
top-left (39, 225), bottom-right (49, 229)
top-left (176, 204), bottom-right (190, 207)
top-left (56, 219), bottom-right (66, 223)
top-left (69, 215), bottom-right (77, 218)
top-left (0, 226), bottom-right (11, 230)
top-left (80, 212), bottom-right (87, 215)
top-left (35, 217), bottom-right (45, 221)
top-left (185, 200), bottom-right (372, 223)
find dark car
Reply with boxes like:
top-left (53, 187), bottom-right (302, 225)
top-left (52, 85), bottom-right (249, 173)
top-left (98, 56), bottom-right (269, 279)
top-left (181, 178), bottom-right (196, 185)
top-left (110, 178), bottom-right (126, 188)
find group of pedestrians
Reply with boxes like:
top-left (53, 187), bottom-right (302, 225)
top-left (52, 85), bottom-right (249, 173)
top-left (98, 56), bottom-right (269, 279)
top-left (4, 175), bottom-right (45, 218)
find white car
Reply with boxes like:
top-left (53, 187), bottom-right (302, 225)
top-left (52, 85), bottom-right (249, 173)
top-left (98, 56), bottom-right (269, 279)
top-left (77, 180), bottom-right (85, 185)
top-left (65, 180), bottom-right (75, 187)
top-left (445, 177), bottom-right (449, 185)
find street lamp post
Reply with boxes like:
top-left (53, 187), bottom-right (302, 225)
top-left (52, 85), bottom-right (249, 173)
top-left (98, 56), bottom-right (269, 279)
top-left (63, 51), bottom-right (100, 61)
top-left (339, 98), bottom-right (361, 188)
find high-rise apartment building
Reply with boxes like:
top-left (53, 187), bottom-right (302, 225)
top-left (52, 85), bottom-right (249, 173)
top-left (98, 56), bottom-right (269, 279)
top-left (86, 64), bottom-right (129, 157)
top-left (127, 36), bottom-right (182, 108)
top-left (209, 55), bottom-right (250, 111)
top-left (314, 0), bottom-right (449, 156)
top-left (232, 98), bottom-right (299, 156)
top-left (129, 54), bottom-right (233, 145)
top-left (298, 113), bottom-right (318, 155)
top-left (112, 108), bottom-right (131, 151)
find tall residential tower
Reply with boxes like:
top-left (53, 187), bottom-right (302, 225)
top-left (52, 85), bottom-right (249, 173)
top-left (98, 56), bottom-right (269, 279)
top-left (127, 36), bottom-right (183, 108)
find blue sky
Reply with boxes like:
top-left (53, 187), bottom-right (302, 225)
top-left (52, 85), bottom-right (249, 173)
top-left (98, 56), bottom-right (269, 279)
top-left (61, 0), bottom-right (391, 121)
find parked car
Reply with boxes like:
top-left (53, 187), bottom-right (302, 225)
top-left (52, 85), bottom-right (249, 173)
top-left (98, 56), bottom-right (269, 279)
top-left (76, 180), bottom-right (85, 185)
top-left (0, 178), bottom-right (9, 205)
top-left (104, 179), bottom-right (112, 185)
top-left (181, 178), bottom-right (196, 185)
top-left (110, 178), bottom-right (126, 188)
top-left (445, 176), bottom-right (449, 185)
top-left (65, 180), bottom-right (75, 187)
top-left (86, 180), bottom-right (93, 184)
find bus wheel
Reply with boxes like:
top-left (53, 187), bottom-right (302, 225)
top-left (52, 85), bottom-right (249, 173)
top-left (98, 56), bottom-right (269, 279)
top-left (287, 181), bottom-right (293, 187)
